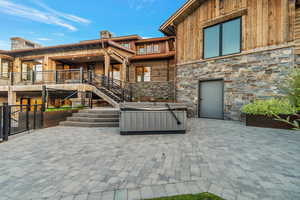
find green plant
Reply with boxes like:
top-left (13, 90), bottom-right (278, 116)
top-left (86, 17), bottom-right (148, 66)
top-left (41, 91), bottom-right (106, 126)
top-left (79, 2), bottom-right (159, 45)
top-left (281, 68), bottom-right (300, 109)
top-left (241, 98), bottom-right (297, 116)
top-left (274, 114), bottom-right (300, 131)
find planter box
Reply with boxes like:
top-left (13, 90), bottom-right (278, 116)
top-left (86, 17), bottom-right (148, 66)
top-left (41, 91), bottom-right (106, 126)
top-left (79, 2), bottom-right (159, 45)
top-left (245, 114), bottom-right (299, 130)
top-left (43, 109), bottom-right (79, 128)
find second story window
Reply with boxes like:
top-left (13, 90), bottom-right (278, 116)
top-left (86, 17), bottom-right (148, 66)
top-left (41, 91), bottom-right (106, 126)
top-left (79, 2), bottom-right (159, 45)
top-left (137, 43), bottom-right (160, 55)
top-left (137, 45), bottom-right (145, 54)
top-left (136, 66), bottom-right (151, 82)
top-left (153, 44), bottom-right (160, 53)
top-left (0, 59), bottom-right (10, 78)
top-left (204, 17), bottom-right (241, 59)
top-left (121, 43), bottom-right (129, 48)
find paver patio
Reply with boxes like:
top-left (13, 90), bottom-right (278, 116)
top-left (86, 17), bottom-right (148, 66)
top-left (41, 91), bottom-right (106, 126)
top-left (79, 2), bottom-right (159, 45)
top-left (0, 119), bottom-right (299, 200)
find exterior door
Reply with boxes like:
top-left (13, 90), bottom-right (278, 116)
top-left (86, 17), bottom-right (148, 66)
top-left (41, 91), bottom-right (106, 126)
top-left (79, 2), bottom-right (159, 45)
top-left (199, 80), bottom-right (224, 119)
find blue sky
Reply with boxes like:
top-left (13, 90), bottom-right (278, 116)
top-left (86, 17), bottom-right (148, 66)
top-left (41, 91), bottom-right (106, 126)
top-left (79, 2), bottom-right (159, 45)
top-left (0, 0), bottom-right (185, 50)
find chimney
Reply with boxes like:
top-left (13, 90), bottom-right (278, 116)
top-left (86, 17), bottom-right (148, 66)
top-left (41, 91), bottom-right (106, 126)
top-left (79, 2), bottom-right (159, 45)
top-left (10, 37), bottom-right (42, 50)
top-left (100, 30), bottom-right (112, 39)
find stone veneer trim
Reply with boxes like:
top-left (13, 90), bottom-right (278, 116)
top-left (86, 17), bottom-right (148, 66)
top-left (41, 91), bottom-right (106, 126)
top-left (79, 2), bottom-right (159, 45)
top-left (176, 47), bottom-right (295, 120)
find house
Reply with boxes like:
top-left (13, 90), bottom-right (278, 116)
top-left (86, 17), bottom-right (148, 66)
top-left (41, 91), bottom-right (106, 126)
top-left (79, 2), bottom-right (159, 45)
top-left (0, 31), bottom-right (175, 108)
top-left (160, 0), bottom-right (300, 120)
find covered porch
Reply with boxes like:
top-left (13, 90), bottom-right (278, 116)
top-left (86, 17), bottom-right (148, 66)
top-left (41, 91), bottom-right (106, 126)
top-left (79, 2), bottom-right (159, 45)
top-left (10, 48), bottom-right (130, 86)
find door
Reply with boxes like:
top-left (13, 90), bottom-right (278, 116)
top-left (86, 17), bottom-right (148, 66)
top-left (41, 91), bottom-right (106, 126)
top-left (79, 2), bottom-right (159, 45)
top-left (199, 80), bottom-right (224, 119)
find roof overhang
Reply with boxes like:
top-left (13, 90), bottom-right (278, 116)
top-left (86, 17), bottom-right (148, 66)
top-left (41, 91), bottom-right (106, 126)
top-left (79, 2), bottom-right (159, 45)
top-left (1, 39), bottom-right (135, 57)
top-left (0, 53), bottom-right (14, 60)
top-left (159, 0), bottom-right (207, 36)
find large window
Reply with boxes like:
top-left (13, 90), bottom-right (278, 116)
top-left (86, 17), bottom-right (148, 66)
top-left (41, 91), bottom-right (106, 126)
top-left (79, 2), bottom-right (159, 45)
top-left (21, 59), bottom-right (43, 81)
top-left (0, 59), bottom-right (11, 78)
top-left (203, 17), bottom-right (241, 59)
top-left (136, 66), bottom-right (151, 82)
top-left (120, 43), bottom-right (129, 48)
top-left (137, 43), bottom-right (160, 55)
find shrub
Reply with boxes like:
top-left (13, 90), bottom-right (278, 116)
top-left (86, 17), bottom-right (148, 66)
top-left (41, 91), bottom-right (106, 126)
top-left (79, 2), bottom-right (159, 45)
top-left (281, 68), bottom-right (300, 109)
top-left (241, 98), bottom-right (297, 116)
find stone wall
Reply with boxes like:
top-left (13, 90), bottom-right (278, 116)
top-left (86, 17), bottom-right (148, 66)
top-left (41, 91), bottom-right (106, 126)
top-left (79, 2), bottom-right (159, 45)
top-left (129, 81), bottom-right (175, 102)
top-left (176, 47), bottom-right (295, 120)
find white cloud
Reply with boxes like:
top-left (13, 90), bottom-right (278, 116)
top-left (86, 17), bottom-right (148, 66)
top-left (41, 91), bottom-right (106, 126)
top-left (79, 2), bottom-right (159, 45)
top-left (128, 0), bottom-right (157, 10)
top-left (37, 38), bottom-right (51, 41)
top-left (31, 0), bottom-right (90, 24)
top-left (0, 0), bottom-right (90, 31)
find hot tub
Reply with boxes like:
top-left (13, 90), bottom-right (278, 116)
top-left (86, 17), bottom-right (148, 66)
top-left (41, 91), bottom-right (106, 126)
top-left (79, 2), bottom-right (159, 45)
top-left (120, 102), bottom-right (187, 135)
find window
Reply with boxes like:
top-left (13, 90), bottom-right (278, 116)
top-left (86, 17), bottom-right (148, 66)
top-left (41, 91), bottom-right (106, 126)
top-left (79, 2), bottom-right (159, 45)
top-left (21, 59), bottom-right (43, 81)
top-left (137, 45), bottom-right (145, 54)
top-left (21, 63), bottom-right (30, 80)
top-left (203, 17), bottom-right (241, 59)
top-left (121, 43), bottom-right (129, 48)
top-left (153, 44), bottom-right (160, 53)
top-left (0, 59), bottom-right (10, 78)
top-left (146, 45), bottom-right (153, 54)
top-left (136, 66), bottom-right (151, 82)
top-left (137, 43), bottom-right (160, 55)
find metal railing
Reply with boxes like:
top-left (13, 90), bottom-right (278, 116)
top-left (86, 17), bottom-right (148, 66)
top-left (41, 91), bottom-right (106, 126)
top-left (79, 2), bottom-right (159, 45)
top-left (0, 103), bottom-right (44, 142)
top-left (0, 68), bottom-right (133, 102)
top-left (92, 75), bottom-right (132, 102)
top-left (1, 68), bottom-right (85, 86)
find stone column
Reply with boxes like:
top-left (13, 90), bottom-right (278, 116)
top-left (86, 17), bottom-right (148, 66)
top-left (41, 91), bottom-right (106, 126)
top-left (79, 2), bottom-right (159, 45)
top-left (13, 58), bottom-right (22, 84)
top-left (8, 88), bottom-right (16, 105)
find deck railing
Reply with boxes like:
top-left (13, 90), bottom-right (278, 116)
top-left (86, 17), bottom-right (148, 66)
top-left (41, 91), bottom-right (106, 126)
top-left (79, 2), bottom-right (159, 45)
top-left (7, 68), bottom-right (86, 85)
top-left (0, 67), bottom-right (133, 102)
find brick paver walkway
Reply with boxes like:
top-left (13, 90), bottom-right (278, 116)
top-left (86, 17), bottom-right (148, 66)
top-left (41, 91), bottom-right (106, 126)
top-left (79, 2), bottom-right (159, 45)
top-left (0, 119), bottom-right (299, 200)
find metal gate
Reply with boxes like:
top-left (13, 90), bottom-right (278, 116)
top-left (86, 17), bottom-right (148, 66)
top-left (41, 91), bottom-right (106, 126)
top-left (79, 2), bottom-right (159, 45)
top-left (199, 79), bottom-right (224, 119)
top-left (0, 103), bottom-right (44, 142)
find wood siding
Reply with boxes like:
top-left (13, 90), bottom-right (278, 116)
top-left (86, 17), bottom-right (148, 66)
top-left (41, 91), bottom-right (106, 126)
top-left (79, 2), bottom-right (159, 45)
top-left (295, 6), bottom-right (300, 53)
top-left (176, 0), bottom-right (295, 63)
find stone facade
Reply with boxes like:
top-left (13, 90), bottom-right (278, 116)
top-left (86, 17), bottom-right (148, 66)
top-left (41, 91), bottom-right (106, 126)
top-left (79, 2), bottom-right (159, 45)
top-left (176, 47), bottom-right (295, 120)
top-left (129, 81), bottom-right (175, 102)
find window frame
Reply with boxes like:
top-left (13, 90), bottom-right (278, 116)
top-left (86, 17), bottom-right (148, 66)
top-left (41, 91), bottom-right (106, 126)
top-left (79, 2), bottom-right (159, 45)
top-left (135, 66), bottom-right (151, 82)
top-left (202, 17), bottom-right (242, 59)
top-left (0, 59), bottom-right (11, 78)
top-left (137, 43), bottom-right (160, 55)
top-left (121, 43), bottom-right (130, 48)
top-left (137, 45), bottom-right (146, 55)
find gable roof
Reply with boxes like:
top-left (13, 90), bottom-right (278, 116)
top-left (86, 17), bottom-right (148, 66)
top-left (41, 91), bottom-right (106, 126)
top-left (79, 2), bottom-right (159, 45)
top-left (160, 0), bottom-right (205, 36)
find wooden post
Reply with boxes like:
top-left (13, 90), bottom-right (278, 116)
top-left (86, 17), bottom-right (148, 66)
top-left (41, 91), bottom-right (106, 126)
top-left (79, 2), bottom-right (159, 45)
top-left (31, 70), bottom-right (35, 85)
top-left (9, 71), bottom-right (14, 85)
top-left (104, 52), bottom-right (110, 77)
top-left (80, 67), bottom-right (84, 83)
top-left (122, 61), bottom-right (127, 82)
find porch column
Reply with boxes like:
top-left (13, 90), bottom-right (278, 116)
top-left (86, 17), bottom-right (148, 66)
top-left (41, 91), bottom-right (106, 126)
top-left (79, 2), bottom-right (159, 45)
top-left (122, 61), bottom-right (128, 82)
top-left (104, 52), bottom-right (110, 77)
top-left (13, 58), bottom-right (21, 84)
top-left (8, 87), bottom-right (16, 105)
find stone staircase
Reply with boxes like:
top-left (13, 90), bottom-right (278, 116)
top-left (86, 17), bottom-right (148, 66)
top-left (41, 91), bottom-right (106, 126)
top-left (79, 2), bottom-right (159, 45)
top-left (59, 108), bottom-right (119, 127)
